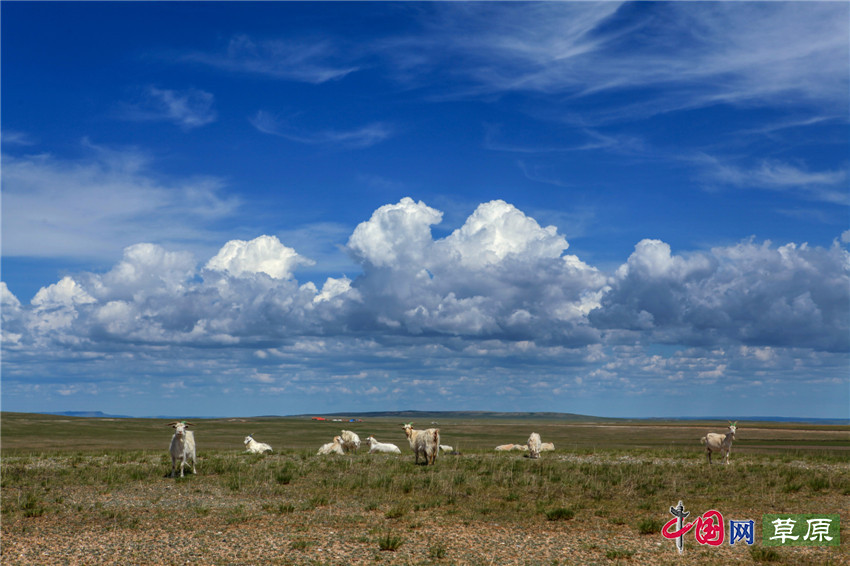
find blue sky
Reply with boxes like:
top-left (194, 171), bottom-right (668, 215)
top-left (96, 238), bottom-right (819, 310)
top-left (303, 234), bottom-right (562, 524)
top-left (2, 2), bottom-right (848, 419)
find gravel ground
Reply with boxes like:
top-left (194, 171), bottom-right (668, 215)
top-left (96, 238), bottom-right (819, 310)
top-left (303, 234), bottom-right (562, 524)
top-left (3, 481), bottom-right (845, 565)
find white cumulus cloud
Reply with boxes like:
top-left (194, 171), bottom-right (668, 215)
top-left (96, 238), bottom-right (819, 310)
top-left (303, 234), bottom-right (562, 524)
top-left (205, 235), bottom-right (314, 279)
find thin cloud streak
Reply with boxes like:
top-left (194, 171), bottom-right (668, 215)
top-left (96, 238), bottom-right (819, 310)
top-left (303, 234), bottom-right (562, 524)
top-left (250, 110), bottom-right (393, 149)
top-left (180, 34), bottom-right (359, 84)
top-left (118, 86), bottom-right (217, 130)
top-left (401, 3), bottom-right (848, 119)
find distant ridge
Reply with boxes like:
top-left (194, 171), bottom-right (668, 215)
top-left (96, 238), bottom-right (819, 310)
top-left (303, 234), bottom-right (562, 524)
top-left (289, 410), bottom-right (619, 422)
top-left (288, 410), bottom-right (849, 425)
top-left (18, 410), bottom-right (848, 425)
top-left (48, 411), bottom-right (132, 419)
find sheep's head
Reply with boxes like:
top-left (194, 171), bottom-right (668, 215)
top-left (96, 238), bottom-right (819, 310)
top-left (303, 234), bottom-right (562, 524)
top-left (728, 421), bottom-right (737, 436)
top-left (402, 423), bottom-right (414, 438)
top-left (244, 435), bottom-right (254, 445)
top-left (167, 421), bottom-right (192, 436)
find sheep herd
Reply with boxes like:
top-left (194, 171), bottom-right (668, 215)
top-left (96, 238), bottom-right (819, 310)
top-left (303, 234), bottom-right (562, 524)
top-left (166, 420), bottom-right (740, 477)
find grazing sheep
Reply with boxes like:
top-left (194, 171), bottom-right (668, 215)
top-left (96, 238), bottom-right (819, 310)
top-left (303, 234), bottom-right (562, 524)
top-left (402, 423), bottom-right (440, 465)
top-left (541, 442), bottom-right (555, 452)
top-left (701, 421), bottom-right (737, 465)
top-left (527, 432), bottom-right (542, 459)
top-left (367, 435), bottom-right (402, 454)
top-left (317, 435), bottom-right (345, 455)
top-left (439, 444), bottom-right (453, 453)
top-left (244, 434), bottom-right (273, 454)
top-left (167, 421), bottom-right (196, 478)
top-left (339, 430), bottom-right (361, 453)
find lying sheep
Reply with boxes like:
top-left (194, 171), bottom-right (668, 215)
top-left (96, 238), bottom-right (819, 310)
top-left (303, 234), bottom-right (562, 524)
top-left (367, 435), bottom-right (402, 454)
top-left (541, 442), bottom-right (555, 452)
top-left (495, 444), bottom-right (528, 451)
top-left (244, 434), bottom-right (273, 454)
top-left (317, 435), bottom-right (345, 455)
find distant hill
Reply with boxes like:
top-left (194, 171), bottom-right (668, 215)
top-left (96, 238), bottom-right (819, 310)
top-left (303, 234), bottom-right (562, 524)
top-left (288, 410), bottom-right (619, 422)
top-left (49, 411), bottom-right (132, 419)
top-left (22, 410), bottom-right (849, 425)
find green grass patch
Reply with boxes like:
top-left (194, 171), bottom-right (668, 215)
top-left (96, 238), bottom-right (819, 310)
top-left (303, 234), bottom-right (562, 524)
top-left (377, 533), bottom-right (404, 551)
top-left (545, 507), bottom-right (575, 521)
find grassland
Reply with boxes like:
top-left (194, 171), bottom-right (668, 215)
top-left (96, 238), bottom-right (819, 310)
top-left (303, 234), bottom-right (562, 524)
top-left (2, 412), bottom-right (848, 565)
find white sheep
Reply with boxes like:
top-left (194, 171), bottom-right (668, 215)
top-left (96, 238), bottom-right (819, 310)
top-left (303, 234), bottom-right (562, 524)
top-left (541, 442), bottom-right (555, 452)
top-left (402, 423), bottom-right (440, 465)
top-left (494, 444), bottom-right (527, 451)
top-left (339, 430), bottom-right (361, 453)
top-left (527, 432), bottom-right (542, 459)
top-left (367, 435), bottom-right (402, 454)
top-left (317, 435), bottom-right (345, 455)
top-left (701, 421), bottom-right (737, 465)
top-left (244, 434), bottom-right (273, 454)
top-left (439, 444), bottom-right (453, 453)
top-left (167, 421), bottom-right (196, 478)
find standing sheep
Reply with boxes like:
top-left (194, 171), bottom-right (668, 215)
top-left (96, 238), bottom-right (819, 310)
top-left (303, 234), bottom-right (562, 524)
top-left (701, 421), bottom-right (737, 465)
top-left (339, 430), bottom-right (361, 453)
top-left (167, 421), bottom-right (196, 478)
top-left (402, 423), bottom-right (440, 465)
top-left (527, 432), bottom-right (542, 459)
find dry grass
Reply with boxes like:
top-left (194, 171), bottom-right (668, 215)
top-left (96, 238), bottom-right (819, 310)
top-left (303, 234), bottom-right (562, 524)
top-left (2, 412), bottom-right (848, 565)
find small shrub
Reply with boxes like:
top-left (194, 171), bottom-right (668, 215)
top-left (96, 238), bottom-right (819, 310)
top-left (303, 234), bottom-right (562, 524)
top-left (307, 495), bottom-right (329, 508)
top-left (605, 548), bottom-right (634, 560)
top-left (429, 542), bottom-right (447, 559)
top-left (750, 546), bottom-right (782, 562)
top-left (385, 505), bottom-right (406, 519)
top-left (808, 476), bottom-right (829, 492)
top-left (290, 539), bottom-right (314, 551)
top-left (545, 507), bottom-right (575, 521)
top-left (262, 502), bottom-right (295, 514)
top-left (20, 491), bottom-right (46, 518)
top-left (378, 533), bottom-right (404, 551)
top-left (637, 517), bottom-right (664, 535)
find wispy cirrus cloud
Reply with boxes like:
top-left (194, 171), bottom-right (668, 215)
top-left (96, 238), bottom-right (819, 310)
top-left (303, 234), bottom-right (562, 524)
top-left (394, 2), bottom-right (848, 119)
top-left (695, 154), bottom-right (849, 205)
top-left (181, 34), bottom-right (359, 84)
top-left (1, 130), bottom-right (37, 147)
top-left (250, 110), bottom-right (393, 149)
top-left (118, 86), bottom-right (217, 130)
